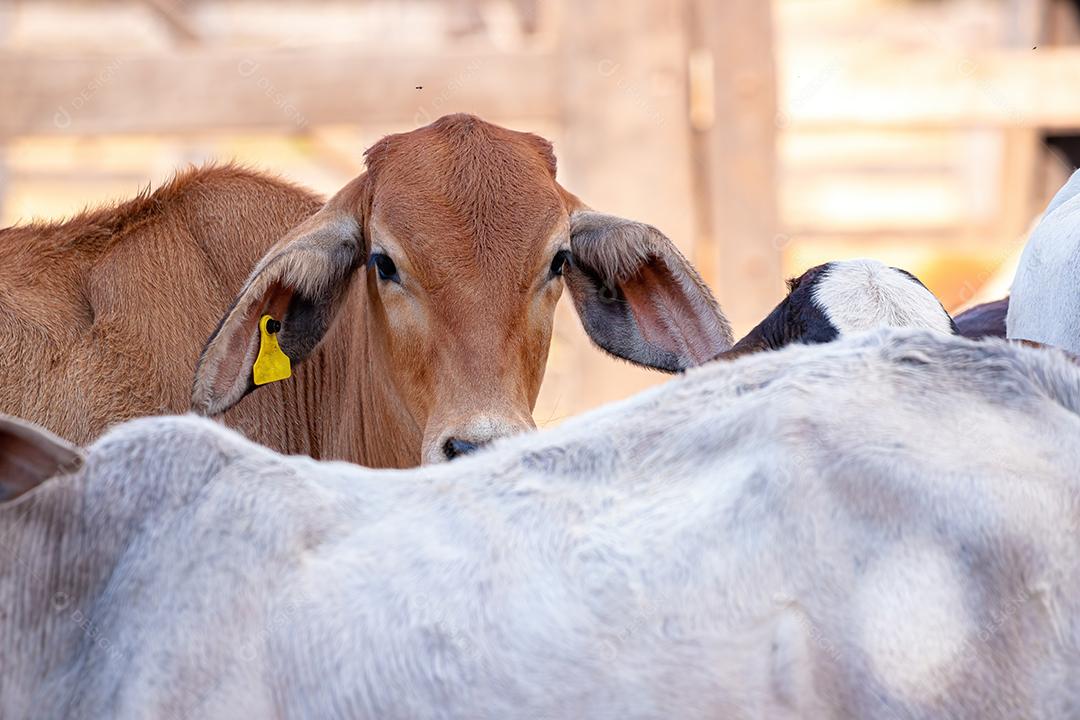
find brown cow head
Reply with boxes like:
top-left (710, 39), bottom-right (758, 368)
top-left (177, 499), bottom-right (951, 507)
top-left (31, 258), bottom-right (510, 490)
top-left (192, 115), bottom-right (732, 464)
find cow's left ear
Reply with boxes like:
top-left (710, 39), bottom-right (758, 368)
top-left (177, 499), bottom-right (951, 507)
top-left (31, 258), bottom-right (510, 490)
top-left (0, 416), bottom-right (83, 504)
top-left (565, 210), bottom-right (733, 371)
top-left (192, 174), bottom-right (369, 416)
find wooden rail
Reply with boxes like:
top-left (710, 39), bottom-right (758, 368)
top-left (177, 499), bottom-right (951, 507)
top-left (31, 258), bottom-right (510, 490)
top-left (0, 47), bottom-right (559, 137)
top-left (781, 48), bottom-right (1080, 130)
top-left (8, 44), bottom-right (1080, 137)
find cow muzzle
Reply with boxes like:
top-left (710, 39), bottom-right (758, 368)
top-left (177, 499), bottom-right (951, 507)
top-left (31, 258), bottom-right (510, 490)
top-left (423, 414), bottom-right (535, 464)
top-left (442, 437), bottom-right (481, 460)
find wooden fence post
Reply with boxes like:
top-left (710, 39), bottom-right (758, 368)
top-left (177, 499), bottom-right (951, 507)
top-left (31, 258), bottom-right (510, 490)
top-left (688, 0), bottom-right (781, 336)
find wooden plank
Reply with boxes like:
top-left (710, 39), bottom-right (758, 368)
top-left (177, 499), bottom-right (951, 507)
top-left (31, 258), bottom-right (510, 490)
top-left (783, 47), bottom-right (1080, 130)
top-left (1006, 0), bottom-right (1047, 47)
top-left (689, 0), bottom-right (781, 335)
top-left (782, 170), bottom-right (970, 232)
top-left (1047, 0), bottom-right (1080, 45)
top-left (551, 0), bottom-right (696, 410)
top-left (996, 0), bottom-right (1047, 248)
top-left (0, 47), bottom-right (558, 136)
top-left (141, 0), bottom-right (203, 45)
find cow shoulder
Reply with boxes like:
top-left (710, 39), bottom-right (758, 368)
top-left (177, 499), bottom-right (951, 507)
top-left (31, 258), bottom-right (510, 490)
top-left (83, 167), bottom-right (323, 430)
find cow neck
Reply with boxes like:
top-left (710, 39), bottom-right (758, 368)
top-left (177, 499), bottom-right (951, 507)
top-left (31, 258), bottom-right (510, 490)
top-left (305, 287), bottom-right (423, 468)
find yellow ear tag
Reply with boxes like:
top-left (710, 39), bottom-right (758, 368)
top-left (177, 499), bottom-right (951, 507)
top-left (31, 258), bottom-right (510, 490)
top-left (252, 315), bottom-right (292, 386)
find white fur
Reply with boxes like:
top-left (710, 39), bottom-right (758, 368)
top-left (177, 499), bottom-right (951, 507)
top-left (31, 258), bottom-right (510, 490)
top-left (854, 542), bottom-right (970, 701)
top-left (812, 259), bottom-right (955, 335)
top-left (1007, 168), bottom-right (1080, 354)
top-left (3, 330), bottom-right (1080, 719)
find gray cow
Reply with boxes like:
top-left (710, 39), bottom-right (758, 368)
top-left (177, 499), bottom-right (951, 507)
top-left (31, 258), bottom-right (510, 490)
top-left (2, 330), bottom-right (1080, 719)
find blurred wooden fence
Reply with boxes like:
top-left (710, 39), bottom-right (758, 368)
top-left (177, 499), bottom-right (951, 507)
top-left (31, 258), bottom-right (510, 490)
top-left (0, 0), bottom-right (781, 418)
top-left (2, 0), bottom-right (1078, 419)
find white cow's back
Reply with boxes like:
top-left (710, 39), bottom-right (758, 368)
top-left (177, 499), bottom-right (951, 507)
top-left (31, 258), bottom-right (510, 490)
top-left (21, 331), bottom-right (1080, 719)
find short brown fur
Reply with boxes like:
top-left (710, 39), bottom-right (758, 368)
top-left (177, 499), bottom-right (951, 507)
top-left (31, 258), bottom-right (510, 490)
top-left (0, 164), bottom-right (328, 455)
top-left (5, 115), bottom-right (732, 467)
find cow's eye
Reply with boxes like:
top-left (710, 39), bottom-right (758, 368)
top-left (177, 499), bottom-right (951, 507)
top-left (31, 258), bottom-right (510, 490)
top-left (370, 253), bottom-right (400, 283)
top-left (549, 250), bottom-right (571, 278)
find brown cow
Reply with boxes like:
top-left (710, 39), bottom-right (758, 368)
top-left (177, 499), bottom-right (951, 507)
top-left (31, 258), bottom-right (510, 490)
top-left (0, 165), bottom-right (319, 450)
top-left (1, 114), bottom-right (732, 466)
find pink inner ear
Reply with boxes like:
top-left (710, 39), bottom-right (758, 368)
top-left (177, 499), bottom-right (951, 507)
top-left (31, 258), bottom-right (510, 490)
top-left (621, 262), bottom-right (722, 367)
top-left (0, 427), bottom-right (79, 501)
top-left (0, 437), bottom-right (50, 499)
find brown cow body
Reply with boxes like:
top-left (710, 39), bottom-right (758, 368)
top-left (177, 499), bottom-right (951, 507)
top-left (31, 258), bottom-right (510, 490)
top-left (2, 115), bottom-right (732, 466)
top-left (0, 166), bottom-right (343, 454)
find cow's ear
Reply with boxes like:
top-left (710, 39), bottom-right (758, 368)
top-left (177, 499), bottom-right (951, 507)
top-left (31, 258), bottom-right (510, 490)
top-left (0, 416), bottom-right (83, 504)
top-left (192, 174), bottom-right (369, 416)
top-left (565, 210), bottom-right (733, 371)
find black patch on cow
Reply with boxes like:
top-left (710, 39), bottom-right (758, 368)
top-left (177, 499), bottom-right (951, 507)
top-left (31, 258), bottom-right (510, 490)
top-left (726, 263), bottom-right (839, 355)
top-left (954, 297), bottom-right (1009, 340)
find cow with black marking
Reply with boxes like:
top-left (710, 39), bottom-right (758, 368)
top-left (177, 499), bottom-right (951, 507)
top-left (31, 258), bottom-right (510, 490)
top-left (719, 258), bottom-right (958, 359)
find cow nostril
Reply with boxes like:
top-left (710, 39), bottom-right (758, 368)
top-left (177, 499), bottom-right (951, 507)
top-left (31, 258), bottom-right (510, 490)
top-left (442, 438), bottom-right (480, 461)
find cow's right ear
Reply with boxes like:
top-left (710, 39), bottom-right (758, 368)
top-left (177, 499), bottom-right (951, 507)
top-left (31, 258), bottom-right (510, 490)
top-left (0, 416), bottom-right (83, 503)
top-left (564, 210), bottom-right (734, 371)
top-left (192, 174), bottom-right (369, 416)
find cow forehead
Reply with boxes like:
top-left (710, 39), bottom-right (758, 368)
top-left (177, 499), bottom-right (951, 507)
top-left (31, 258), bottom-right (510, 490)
top-left (365, 116), bottom-right (568, 271)
top-left (370, 182), bottom-right (566, 266)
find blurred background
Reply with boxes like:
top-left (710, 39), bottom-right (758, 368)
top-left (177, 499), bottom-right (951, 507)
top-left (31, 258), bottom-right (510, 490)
top-left (1, 0), bottom-right (1077, 424)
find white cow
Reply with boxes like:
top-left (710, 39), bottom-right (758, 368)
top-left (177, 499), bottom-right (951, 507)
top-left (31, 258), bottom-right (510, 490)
top-left (2, 330), bottom-right (1080, 720)
top-left (1008, 168), bottom-right (1080, 354)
